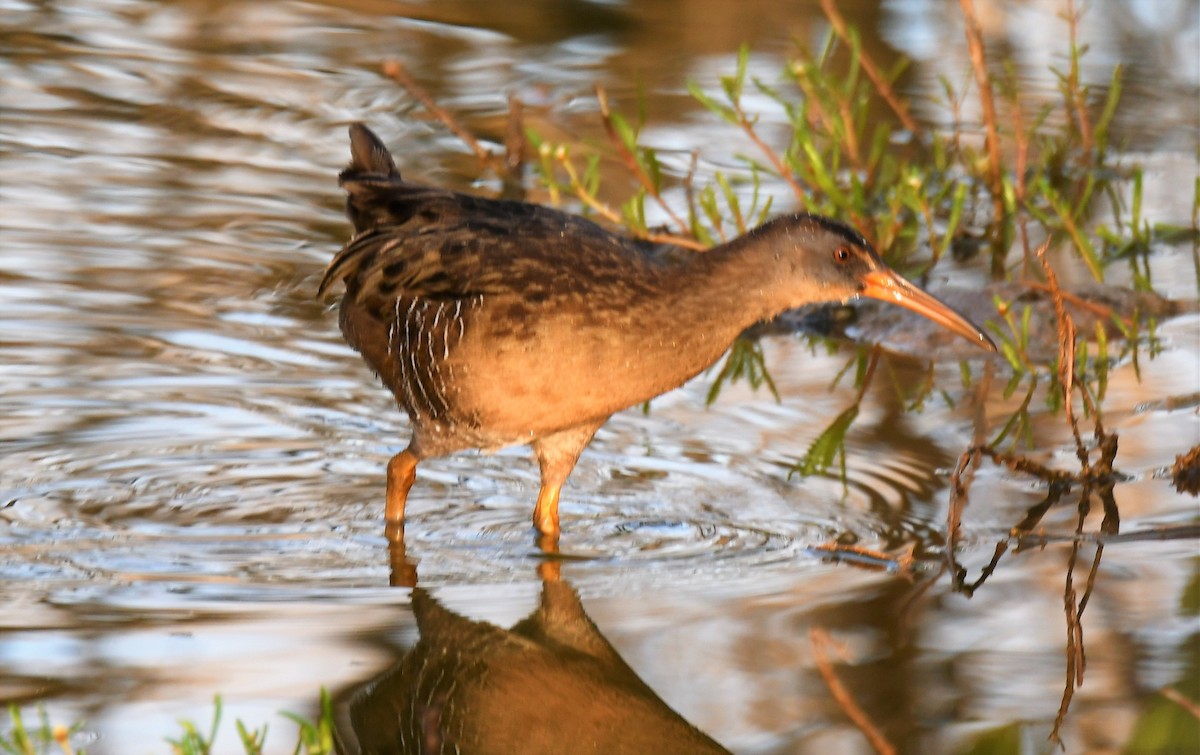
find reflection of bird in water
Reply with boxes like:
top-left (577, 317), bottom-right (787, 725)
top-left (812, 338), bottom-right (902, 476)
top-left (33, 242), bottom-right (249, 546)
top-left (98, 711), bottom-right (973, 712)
top-left (344, 580), bottom-right (730, 754)
top-left (319, 124), bottom-right (994, 542)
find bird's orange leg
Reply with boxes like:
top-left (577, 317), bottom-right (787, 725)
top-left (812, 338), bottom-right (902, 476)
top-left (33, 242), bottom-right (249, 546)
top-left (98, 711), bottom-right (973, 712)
top-left (532, 482), bottom-right (562, 542)
top-left (530, 422), bottom-right (602, 546)
top-left (385, 449), bottom-right (419, 524)
top-left (383, 449), bottom-right (420, 583)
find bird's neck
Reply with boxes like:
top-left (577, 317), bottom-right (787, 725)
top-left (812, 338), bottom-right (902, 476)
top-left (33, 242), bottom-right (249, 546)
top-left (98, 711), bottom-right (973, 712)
top-left (646, 239), bottom-right (799, 379)
top-left (675, 237), bottom-right (796, 331)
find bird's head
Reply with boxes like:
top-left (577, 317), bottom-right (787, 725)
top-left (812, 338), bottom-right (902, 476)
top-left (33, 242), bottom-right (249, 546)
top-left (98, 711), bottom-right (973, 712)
top-left (747, 214), bottom-right (996, 351)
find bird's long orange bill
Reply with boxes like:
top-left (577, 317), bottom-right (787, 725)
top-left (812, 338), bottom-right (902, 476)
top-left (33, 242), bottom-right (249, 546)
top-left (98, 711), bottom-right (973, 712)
top-left (861, 270), bottom-right (997, 351)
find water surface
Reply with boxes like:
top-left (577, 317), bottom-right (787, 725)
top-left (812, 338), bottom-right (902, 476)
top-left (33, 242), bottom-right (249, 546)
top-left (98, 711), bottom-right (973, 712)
top-left (1, 1), bottom-right (1198, 753)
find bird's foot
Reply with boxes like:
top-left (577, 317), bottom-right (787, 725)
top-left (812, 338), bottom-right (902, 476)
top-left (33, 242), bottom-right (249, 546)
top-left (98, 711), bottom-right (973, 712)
top-left (534, 531), bottom-right (561, 582)
top-left (385, 521), bottom-right (418, 588)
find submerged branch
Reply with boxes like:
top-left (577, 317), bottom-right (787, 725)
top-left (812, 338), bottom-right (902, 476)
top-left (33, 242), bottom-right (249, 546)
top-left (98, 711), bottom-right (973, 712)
top-left (810, 628), bottom-right (897, 755)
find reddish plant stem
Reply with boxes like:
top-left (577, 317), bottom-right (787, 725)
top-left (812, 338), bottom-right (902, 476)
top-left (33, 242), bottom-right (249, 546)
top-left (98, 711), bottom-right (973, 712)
top-left (382, 60), bottom-right (499, 171)
top-left (594, 85), bottom-right (691, 236)
top-left (1063, 0), bottom-right (1094, 154)
top-left (957, 0), bottom-right (1008, 274)
top-left (818, 0), bottom-right (920, 135)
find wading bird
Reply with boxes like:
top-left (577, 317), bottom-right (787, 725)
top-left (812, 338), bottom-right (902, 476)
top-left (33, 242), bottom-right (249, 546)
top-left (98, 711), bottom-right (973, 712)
top-left (319, 124), bottom-right (995, 542)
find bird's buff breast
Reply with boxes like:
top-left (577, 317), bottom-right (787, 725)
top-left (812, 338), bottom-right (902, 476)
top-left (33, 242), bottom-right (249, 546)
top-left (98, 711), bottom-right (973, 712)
top-left (449, 306), bottom-right (728, 439)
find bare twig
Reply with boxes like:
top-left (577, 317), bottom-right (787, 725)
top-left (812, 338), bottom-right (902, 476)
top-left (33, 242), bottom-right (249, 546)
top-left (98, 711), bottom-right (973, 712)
top-left (595, 85), bottom-right (691, 236)
top-left (1077, 541), bottom-right (1105, 623)
top-left (382, 60), bottom-right (503, 172)
top-left (1061, 0), bottom-right (1095, 154)
top-left (950, 369), bottom-right (1123, 753)
top-left (504, 94), bottom-right (526, 179)
top-left (1022, 281), bottom-right (1125, 325)
top-left (1003, 247), bottom-right (1120, 745)
top-left (810, 628), bottom-right (897, 755)
top-left (946, 359), bottom-right (996, 589)
top-left (974, 444), bottom-right (1071, 485)
top-left (810, 542), bottom-right (916, 578)
top-left (1161, 687), bottom-right (1200, 720)
top-left (555, 149), bottom-right (708, 251)
top-left (1052, 500), bottom-right (1088, 747)
top-left (1003, 74), bottom-right (1036, 276)
top-left (1035, 243), bottom-right (1086, 462)
top-left (957, 0), bottom-right (1008, 273)
top-left (945, 447), bottom-right (976, 586)
top-left (818, 0), bottom-right (920, 134)
top-left (729, 96), bottom-right (808, 204)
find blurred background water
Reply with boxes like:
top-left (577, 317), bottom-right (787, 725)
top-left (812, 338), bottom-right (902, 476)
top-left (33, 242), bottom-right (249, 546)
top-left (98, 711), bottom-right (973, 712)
top-left (1, 0), bottom-right (1197, 752)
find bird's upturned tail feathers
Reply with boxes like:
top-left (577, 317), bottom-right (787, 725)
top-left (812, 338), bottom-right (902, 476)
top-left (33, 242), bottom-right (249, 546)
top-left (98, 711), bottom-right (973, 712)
top-left (344, 122), bottom-right (399, 179)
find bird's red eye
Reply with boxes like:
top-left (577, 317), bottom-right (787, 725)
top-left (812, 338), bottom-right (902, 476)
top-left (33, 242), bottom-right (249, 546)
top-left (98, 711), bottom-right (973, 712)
top-left (834, 246), bottom-right (852, 264)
